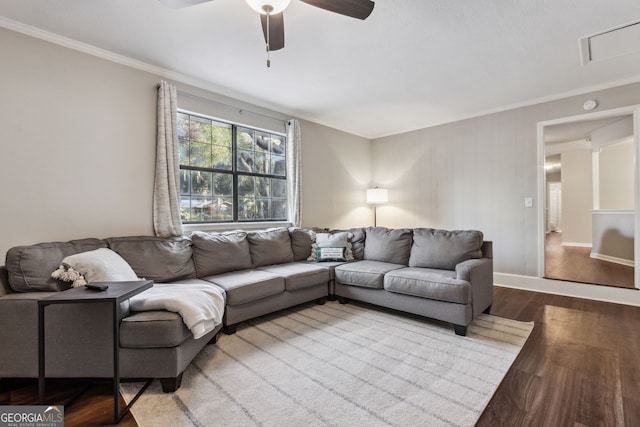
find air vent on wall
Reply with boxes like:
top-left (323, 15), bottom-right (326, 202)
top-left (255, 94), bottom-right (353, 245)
top-left (579, 20), bottom-right (640, 65)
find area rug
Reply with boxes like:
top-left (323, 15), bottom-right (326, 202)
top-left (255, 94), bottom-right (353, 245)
top-left (122, 301), bottom-right (533, 427)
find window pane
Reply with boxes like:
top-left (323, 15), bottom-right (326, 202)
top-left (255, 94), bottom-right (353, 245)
top-left (178, 140), bottom-right (189, 164)
top-left (237, 150), bottom-right (254, 172)
top-left (239, 197), bottom-right (257, 220)
top-left (272, 178), bottom-right (286, 198)
top-left (237, 128), bottom-right (254, 151)
top-left (191, 171), bottom-right (212, 196)
top-left (255, 199), bottom-right (270, 220)
top-left (255, 151), bottom-right (269, 174)
top-left (271, 199), bottom-right (287, 220)
top-left (177, 113), bottom-right (189, 140)
top-left (212, 144), bottom-right (232, 170)
top-left (255, 132), bottom-right (270, 153)
top-left (256, 177), bottom-right (269, 198)
top-left (211, 122), bottom-right (232, 147)
top-left (190, 116), bottom-right (212, 143)
top-left (212, 197), bottom-right (233, 221)
top-left (180, 197), bottom-right (191, 222)
top-left (271, 135), bottom-right (285, 155)
top-left (180, 169), bottom-right (190, 195)
top-left (271, 155), bottom-right (286, 176)
top-left (190, 196), bottom-right (213, 221)
top-left (238, 175), bottom-right (255, 197)
top-left (190, 142), bottom-right (213, 168)
top-left (213, 173), bottom-right (233, 196)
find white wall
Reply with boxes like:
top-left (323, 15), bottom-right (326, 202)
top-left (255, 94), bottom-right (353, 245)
top-left (372, 83), bottom-right (640, 276)
top-left (599, 140), bottom-right (634, 210)
top-left (561, 150), bottom-right (593, 246)
top-left (0, 27), bottom-right (371, 262)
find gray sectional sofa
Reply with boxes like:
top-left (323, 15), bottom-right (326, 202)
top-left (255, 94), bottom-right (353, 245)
top-left (0, 226), bottom-right (493, 393)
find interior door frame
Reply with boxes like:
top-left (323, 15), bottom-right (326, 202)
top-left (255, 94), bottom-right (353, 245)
top-left (536, 104), bottom-right (640, 289)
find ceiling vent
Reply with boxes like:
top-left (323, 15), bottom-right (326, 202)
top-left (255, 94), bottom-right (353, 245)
top-left (579, 20), bottom-right (640, 65)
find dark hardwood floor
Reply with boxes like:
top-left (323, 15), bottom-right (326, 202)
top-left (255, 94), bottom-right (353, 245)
top-left (2, 286), bottom-right (640, 426)
top-left (545, 231), bottom-right (635, 289)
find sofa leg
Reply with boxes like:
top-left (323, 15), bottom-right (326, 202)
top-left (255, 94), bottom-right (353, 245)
top-left (208, 333), bottom-right (219, 344)
top-left (223, 324), bottom-right (238, 335)
top-left (160, 373), bottom-right (183, 393)
top-left (483, 305), bottom-right (492, 314)
top-left (453, 325), bottom-right (467, 336)
top-left (315, 297), bottom-right (327, 305)
top-left (327, 294), bottom-right (337, 301)
top-left (337, 296), bottom-right (348, 305)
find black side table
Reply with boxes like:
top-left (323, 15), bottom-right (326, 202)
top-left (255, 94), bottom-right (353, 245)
top-left (38, 280), bottom-right (154, 423)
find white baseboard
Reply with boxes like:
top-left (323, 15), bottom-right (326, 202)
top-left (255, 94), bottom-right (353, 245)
top-left (590, 252), bottom-right (635, 267)
top-left (561, 242), bottom-right (592, 248)
top-left (494, 272), bottom-right (640, 307)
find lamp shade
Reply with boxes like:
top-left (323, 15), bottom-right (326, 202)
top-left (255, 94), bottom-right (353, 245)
top-left (366, 188), bottom-right (388, 204)
top-left (245, 0), bottom-right (291, 14)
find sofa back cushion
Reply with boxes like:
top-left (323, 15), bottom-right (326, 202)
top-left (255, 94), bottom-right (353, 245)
top-left (363, 227), bottom-right (413, 265)
top-left (107, 236), bottom-right (196, 282)
top-left (409, 228), bottom-right (484, 270)
top-left (191, 231), bottom-right (252, 276)
top-left (6, 238), bottom-right (108, 292)
top-left (289, 227), bottom-right (327, 261)
top-left (247, 228), bottom-right (294, 267)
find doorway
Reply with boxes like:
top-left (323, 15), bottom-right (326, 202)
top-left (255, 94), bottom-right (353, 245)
top-left (538, 106), bottom-right (640, 290)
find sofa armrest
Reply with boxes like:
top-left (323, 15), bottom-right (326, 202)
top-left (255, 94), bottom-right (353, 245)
top-left (455, 258), bottom-right (493, 317)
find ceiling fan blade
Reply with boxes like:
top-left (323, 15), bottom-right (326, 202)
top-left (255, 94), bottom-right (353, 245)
top-left (260, 12), bottom-right (285, 51)
top-left (158, 0), bottom-right (214, 9)
top-left (299, 0), bottom-right (374, 20)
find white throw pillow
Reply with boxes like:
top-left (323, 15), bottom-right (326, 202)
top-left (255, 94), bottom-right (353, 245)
top-left (52, 248), bottom-right (138, 287)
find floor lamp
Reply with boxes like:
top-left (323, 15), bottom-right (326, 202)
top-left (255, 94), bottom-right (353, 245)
top-left (366, 187), bottom-right (388, 227)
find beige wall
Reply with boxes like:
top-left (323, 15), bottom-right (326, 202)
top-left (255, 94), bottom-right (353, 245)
top-left (561, 150), bottom-right (593, 245)
top-left (599, 140), bottom-right (634, 210)
top-left (0, 28), bottom-right (371, 261)
top-left (372, 83), bottom-right (640, 276)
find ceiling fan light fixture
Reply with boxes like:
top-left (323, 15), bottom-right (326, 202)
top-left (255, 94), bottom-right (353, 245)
top-left (245, 0), bottom-right (291, 14)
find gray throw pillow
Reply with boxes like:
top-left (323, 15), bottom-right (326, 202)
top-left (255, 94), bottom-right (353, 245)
top-left (363, 227), bottom-right (413, 265)
top-left (409, 228), bottom-right (484, 270)
top-left (247, 228), bottom-right (295, 267)
top-left (191, 231), bottom-right (252, 276)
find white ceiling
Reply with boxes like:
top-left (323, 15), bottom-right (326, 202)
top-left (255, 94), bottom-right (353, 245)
top-left (2, 0), bottom-right (640, 139)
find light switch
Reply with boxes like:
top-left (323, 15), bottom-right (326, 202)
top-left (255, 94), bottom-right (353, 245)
top-left (524, 197), bottom-right (533, 208)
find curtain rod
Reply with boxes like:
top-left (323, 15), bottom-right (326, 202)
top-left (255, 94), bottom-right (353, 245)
top-left (156, 83), bottom-right (288, 125)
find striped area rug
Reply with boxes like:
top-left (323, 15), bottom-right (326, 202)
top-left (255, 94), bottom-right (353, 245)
top-left (122, 301), bottom-right (533, 427)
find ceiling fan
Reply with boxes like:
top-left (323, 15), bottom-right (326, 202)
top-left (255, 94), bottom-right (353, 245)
top-left (159, 0), bottom-right (375, 66)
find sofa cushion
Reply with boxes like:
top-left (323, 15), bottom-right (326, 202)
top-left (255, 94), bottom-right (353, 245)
top-left (204, 270), bottom-right (285, 305)
top-left (120, 310), bottom-right (191, 348)
top-left (384, 267), bottom-right (471, 304)
top-left (408, 229), bottom-right (484, 270)
top-left (289, 227), bottom-right (322, 261)
top-left (259, 263), bottom-right (330, 292)
top-left (247, 228), bottom-right (294, 267)
top-left (6, 238), bottom-right (108, 292)
top-left (363, 227), bottom-right (413, 265)
top-left (335, 260), bottom-right (405, 289)
top-left (107, 236), bottom-right (196, 282)
top-left (52, 248), bottom-right (138, 286)
top-left (191, 231), bottom-right (252, 276)
top-left (347, 228), bottom-right (366, 260)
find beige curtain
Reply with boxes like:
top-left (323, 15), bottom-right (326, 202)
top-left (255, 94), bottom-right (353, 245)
top-left (286, 119), bottom-right (301, 227)
top-left (153, 81), bottom-right (184, 237)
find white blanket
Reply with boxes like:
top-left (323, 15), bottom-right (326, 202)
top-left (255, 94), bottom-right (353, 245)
top-left (129, 282), bottom-right (225, 339)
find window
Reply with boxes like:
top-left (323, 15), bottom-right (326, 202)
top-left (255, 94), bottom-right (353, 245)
top-left (177, 111), bottom-right (287, 223)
